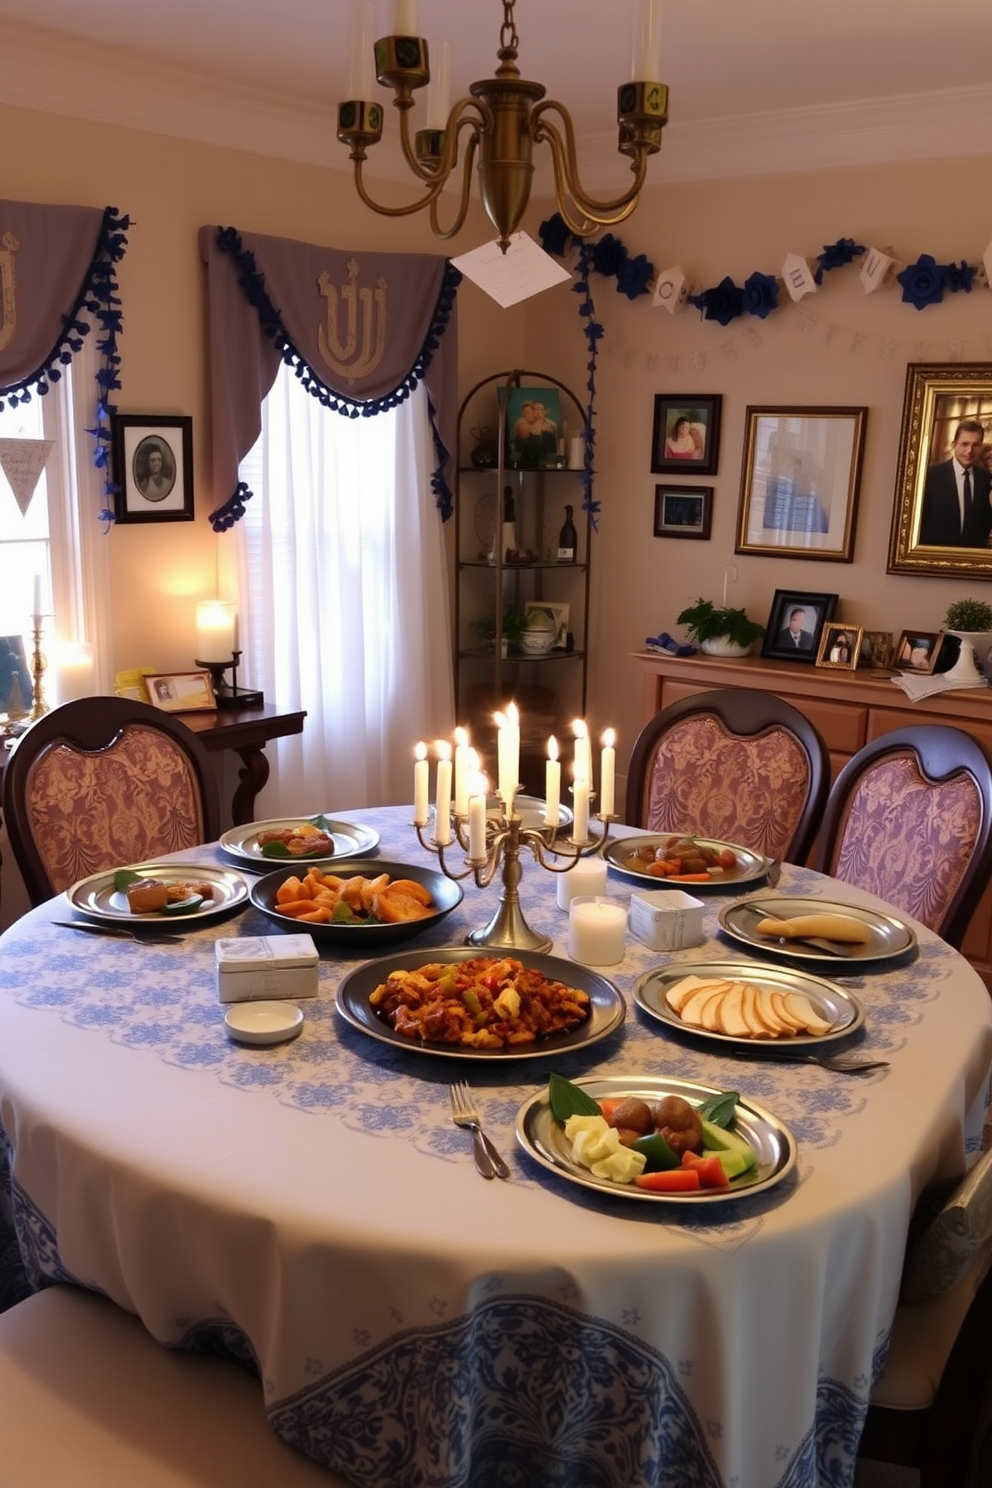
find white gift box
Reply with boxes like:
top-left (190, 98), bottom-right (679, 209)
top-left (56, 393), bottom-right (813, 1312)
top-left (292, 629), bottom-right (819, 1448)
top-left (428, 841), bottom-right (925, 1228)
top-left (215, 934), bottom-right (319, 1003)
top-left (628, 890), bottom-right (704, 951)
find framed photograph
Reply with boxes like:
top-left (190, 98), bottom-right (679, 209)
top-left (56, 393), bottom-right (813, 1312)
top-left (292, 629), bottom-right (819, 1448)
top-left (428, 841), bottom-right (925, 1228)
top-left (893, 630), bottom-right (944, 676)
top-left (653, 484), bottom-right (713, 539)
top-left (0, 634), bottom-right (30, 716)
top-left (761, 589), bottom-right (838, 663)
top-left (816, 622), bottom-right (863, 671)
top-left (735, 406), bottom-right (867, 562)
top-left (651, 394), bottom-right (722, 475)
top-left (858, 631), bottom-right (894, 671)
top-left (887, 363), bottom-right (992, 578)
top-left (524, 600), bottom-right (569, 648)
top-left (111, 415), bottom-right (194, 523)
top-left (144, 671), bottom-right (216, 713)
top-left (502, 386), bottom-right (562, 470)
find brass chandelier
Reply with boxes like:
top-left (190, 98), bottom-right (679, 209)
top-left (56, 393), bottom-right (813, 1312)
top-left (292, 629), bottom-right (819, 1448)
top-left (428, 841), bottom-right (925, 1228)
top-left (336, 0), bottom-right (668, 253)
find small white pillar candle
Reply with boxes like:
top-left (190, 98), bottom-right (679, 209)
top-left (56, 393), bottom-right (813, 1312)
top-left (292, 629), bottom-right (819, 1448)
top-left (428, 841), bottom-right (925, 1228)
top-left (453, 726), bottom-right (470, 815)
top-left (544, 735), bottom-right (561, 827)
top-left (600, 728), bottom-right (617, 817)
top-left (196, 600), bottom-right (238, 663)
top-left (413, 741), bottom-right (430, 826)
top-left (568, 896), bottom-right (627, 966)
top-left (434, 740), bottom-right (452, 845)
top-left (53, 641), bottom-right (95, 705)
top-left (556, 853), bottom-right (608, 910)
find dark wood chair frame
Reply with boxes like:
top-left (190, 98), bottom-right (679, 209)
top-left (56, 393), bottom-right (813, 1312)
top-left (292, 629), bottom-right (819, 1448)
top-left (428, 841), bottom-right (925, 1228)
top-left (813, 724), bottom-right (992, 949)
top-left (624, 687), bottom-right (831, 865)
top-left (2, 697), bottom-right (221, 907)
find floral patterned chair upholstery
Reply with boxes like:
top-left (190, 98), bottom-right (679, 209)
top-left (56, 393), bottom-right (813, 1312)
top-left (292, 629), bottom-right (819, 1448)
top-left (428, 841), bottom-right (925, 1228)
top-left (813, 725), bottom-right (992, 948)
top-left (2, 698), bottom-right (220, 906)
top-left (623, 688), bottom-right (831, 864)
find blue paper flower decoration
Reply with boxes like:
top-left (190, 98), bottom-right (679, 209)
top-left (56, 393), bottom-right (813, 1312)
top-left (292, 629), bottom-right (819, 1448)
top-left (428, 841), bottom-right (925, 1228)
top-left (690, 276), bottom-right (745, 326)
top-left (616, 252), bottom-right (654, 300)
top-left (897, 254), bottom-right (946, 311)
top-left (814, 237), bottom-right (865, 283)
top-left (946, 260), bottom-right (976, 294)
top-left (591, 234), bottom-right (628, 279)
top-left (538, 213), bottom-right (572, 258)
top-left (743, 271), bottom-right (779, 319)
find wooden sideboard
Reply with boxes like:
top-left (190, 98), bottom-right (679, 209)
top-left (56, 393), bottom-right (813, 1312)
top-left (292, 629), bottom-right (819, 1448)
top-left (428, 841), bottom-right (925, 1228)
top-left (632, 649), bottom-right (992, 989)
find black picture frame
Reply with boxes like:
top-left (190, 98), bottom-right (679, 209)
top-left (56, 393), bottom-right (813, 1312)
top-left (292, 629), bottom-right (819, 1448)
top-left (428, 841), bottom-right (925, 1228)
top-left (652, 484), bottom-right (713, 540)
top-left (650, 394), bottom-right (722, 475)
top-left (893, 629), bottom-right (945, 675)
top-left (761, 589), bottom-right (838, 663)
top-left (111, 415), bottom-right (194, 524)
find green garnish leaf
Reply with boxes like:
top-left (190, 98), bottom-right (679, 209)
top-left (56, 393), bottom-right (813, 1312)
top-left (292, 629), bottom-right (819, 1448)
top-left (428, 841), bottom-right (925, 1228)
top-left (330, 902), bottom-right (357, 923)
top-left (310, 814), bottom-right (333, 832)
top-left (113, 869), bottom-right (142, 892)
top-left (548, 1072), bottom-right (601, 1126)
top-left (698, 1090), bottom-right (740, 1128)
top-left (259, 842), bottom-right (292, 858)
top-left (161, 895), bottom-right (203, 916)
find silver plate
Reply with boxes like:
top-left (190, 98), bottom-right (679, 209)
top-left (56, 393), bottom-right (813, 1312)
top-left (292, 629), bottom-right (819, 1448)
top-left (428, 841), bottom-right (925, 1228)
top-left (633, 958), bottom-right (864, 1049)
top-left (516, 1074), bottom-right (797, 1204)
top-left (604, 835), bottom-right (768, 890)
top-left (336, 948), bottom-right (625, 1060)
top-left (66, 863), bottom-right (248, 923)
top-left (218, 816), bottom-right (380, 868)
top-left (249, 860), bottom-right (464, 949)
top-left (719, 896), bottom-right (916, 968)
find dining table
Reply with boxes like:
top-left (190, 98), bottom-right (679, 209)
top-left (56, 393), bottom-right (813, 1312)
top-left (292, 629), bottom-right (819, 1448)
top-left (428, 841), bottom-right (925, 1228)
top-left (1, 804), bottom-right (990, 1488)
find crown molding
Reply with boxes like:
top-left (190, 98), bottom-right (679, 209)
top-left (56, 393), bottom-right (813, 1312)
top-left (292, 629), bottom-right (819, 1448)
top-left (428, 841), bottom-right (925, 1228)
top-left (1, 18), bottom-right (990, 188)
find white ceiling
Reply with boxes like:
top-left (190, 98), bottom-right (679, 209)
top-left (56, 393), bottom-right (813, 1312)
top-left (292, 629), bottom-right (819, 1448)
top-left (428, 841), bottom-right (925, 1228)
top-left (0, 0), bottom-right (991, 184)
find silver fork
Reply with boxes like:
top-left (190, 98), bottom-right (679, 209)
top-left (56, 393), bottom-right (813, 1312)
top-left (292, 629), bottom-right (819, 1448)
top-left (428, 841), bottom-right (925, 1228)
top-left (51, 920), bottom-right (184, 945)
top-left (772, 1052), bottom-right (890, 1073)
top-left (448, 1081), bottom-right (510, 1180)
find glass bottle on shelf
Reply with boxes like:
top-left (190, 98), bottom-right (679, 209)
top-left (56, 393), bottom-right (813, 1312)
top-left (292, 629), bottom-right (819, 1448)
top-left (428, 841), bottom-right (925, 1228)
top-left (502, 485), bottom-right (517, 561)
top-left (557, 504), bottom-right (577, 563)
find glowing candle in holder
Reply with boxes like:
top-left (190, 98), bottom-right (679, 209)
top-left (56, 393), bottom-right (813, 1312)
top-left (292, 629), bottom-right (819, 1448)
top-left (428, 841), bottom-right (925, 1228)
top-left (196, 600), bottom-right (237, 662)
top-left (544, 735), bottom-right (561, 827)
top-left (413, 741), bottom-right (429, 826)
top-left (572, 764), bottom-right (590, 844)
top-left (572, 718), bottom-right (591, 787)
top-left (453, 726), bottom-right (470, 815)
top-left (468, 770), bottom-right (488, 859)
top-left (600, 728), bottom-right (617, 817)
top-left (434, 740), bottom-right (452, 845)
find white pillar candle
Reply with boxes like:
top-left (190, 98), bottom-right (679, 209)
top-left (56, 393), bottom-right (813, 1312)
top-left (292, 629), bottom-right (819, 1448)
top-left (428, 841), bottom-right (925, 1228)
top-left (468, 772), bottom-right (488, 859)
top-left (426, 38), bottom-right (451, 128)
top-left (568, 896), bottom-right (627, 966)
top-left (631, 0), bottom-right (664, 79)
top-left (32, 574), bottom-right (42, 624)
top-left (556, 852), bottom-right (608, 910)
top-left (196, 600), bottom-right (238, 663)
top-left (347, 0), bottom-right (376, 97)
top-left (600, 728), bottom-right (617, 817)
top-left (504, 700), bottom-right (520, 818)
top-left (390, 0), bottom-right (419, 35)
top-left (544, 735), bottom-right (561, 827)
top-left (453, 726), bottom-right (470, 815)
top-left (572, 768), bottom-right (590, 845)
top-left (413, 741), bottom-right (430, 826)
top-left (434, 740), bottom-right (452, 845)
top-left (53, 641), bottom-right (95, 705)
top-left (572, 719), bottom-right (591, 786)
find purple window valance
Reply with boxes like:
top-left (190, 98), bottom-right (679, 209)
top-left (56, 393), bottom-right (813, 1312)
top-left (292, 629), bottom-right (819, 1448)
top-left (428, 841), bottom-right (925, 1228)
top-left (0, 200), bottom-right (128, 522)
top-left (199, 226), bottom-right (461, 531)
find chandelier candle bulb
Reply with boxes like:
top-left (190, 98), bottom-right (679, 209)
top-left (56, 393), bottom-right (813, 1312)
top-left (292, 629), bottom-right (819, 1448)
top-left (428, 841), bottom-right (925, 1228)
top-left (632, 0), bottom-right (664, 78)
top-left (434, 741), bottom-right (453, 845)
top-left (545, 736), bottom-right (561, 827)
top-left (413, 742), bottom-right (430, 826)
top-left (426, 39), bottom-right (451, 128)
top-left (569, 897), bottom-right (627, 967)
top-left (453, 727), bottom-right (470, 815)
top-left (389, 0), bottom-right (418, 35)
top-left (600, 729), bottom-right (617, 817)
top-left (347, 0), bottom-right (376, 97)
top-left (555, 850), bottom-right (607, 910)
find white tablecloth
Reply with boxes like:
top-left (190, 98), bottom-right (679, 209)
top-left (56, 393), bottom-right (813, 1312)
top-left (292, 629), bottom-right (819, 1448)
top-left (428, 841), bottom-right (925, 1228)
top-left (1, 807), bottom-right (990, 1488)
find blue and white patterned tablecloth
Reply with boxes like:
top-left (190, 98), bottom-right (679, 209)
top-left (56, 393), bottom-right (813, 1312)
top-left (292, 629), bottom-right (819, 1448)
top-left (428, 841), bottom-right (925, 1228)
top-left (1, 806), bottom-right (991, 1488)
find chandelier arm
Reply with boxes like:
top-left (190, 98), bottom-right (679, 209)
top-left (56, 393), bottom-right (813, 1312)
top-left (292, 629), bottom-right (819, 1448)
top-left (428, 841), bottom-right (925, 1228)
top-left (428, 133), bottom-right (482, 241)
top-left (533, 105), bottom-right (649, 222)
top-left (351, 158), bottom-right (450, 218)
top-left (396, 98), bottom-right (486, 185)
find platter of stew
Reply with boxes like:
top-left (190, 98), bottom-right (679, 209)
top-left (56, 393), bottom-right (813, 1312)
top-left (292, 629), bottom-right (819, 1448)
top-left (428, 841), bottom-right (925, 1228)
top-left (604, 834), bottom-right (769, 889)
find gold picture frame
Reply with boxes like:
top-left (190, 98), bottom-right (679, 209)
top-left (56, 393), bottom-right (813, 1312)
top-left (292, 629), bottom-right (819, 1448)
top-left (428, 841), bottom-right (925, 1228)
top-left (815, 622), bottom-right (863, 671)
top-left (736, 406), bottom-right (867, 562)
top-left (145, 671), bottom-right (217, 713)
top-left (887, 363), bottom-right (992, 578)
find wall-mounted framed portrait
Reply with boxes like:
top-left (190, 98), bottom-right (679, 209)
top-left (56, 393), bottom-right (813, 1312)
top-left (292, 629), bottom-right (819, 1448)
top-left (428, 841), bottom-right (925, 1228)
top-left (111, 414), bottom-right (194, 524)
top-left (653, 484), bottom-right (713, 539)
top-left (650, 394), bottom-right (722, 475)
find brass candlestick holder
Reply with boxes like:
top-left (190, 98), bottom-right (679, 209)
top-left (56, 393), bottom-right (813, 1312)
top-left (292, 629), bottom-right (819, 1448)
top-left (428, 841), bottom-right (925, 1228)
top-left (29, 622), bottom-right (48, 722)
top-left (414, 794), bottom-right (614, 954)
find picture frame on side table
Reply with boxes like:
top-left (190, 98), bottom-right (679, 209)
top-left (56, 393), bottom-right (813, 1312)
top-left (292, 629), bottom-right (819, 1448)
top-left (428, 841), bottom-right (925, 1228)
top-left (736, 406), bottom-right (867, 561)
top-left (816, 623), bottom-right (863, 671)
top-left (893, 630), bottom-right (944, 675)
top-left (650, 394), bottom-right (722, 475)
top-left (761, 589), bottom-right (838, 663)
top-left (653, 484), bottom-right (713, 539)
top-left (887, 363), bottom-right (992, 578)
top-left (111, 415), bottom-right (194, 523)
top-left (858, 631), bottom-right (894, 670)
top-left (144, 671), bottom-right (216, 713)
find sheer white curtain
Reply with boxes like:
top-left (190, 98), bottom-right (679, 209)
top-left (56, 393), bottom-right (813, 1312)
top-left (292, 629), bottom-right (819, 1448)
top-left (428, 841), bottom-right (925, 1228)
top-left (236, 366), bottom-right (454, 816)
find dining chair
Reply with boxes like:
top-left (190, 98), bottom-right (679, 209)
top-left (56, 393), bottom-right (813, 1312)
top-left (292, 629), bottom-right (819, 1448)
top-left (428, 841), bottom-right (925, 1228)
top-left (812, 724), bottom-right (992, 948)
top-left (623, 687), bottom-right (831, 864)
top-left (0, 1284), bottom-right (348, 1486)
top-left (2, 697), bottom-right (220, 906)
top-left (857, 1145), bottom-right (992, 1487)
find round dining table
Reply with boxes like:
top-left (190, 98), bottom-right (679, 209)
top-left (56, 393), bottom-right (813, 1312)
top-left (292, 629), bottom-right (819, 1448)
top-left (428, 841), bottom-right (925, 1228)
top-left (1, 805), bottom-right (990, 1488)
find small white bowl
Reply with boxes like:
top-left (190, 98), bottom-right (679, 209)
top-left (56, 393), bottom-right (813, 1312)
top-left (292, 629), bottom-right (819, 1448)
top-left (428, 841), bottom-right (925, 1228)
top-left (224, 1001), bottom-right (304, 1046)
top-left (520, 627), bottom-right (556, 655)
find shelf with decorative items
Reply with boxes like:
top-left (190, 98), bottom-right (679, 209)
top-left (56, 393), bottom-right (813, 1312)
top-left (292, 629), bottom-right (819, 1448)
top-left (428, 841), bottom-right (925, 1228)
top-left (454, 369), bottom-right (592, 796)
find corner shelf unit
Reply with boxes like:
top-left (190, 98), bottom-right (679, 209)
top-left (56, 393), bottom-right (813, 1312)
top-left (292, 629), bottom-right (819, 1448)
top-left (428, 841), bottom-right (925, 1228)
top-left (454, 369), bottom-right (592, 795)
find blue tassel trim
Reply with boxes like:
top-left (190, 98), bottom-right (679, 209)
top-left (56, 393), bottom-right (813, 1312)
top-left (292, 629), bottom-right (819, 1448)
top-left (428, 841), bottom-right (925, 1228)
top-left (208, 227), bottom-right (461, 532)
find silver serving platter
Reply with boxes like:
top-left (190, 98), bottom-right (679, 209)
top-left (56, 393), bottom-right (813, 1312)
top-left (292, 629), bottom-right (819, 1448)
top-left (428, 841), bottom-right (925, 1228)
top-left (249, 860), bottom-right (464, 949)
top-left (604, 834), bottom-right (769, 890)
top-left (218, 816), bottom-right (380, 868)
top-left (633, 958), bottom-right (865, 1049)
top-left (499, 795), bottom-right (574, 833)
top-left (335, 947), bottom-right (624, 1059)
top-left (66, 862), bottom-right (248, 923)
top-left (516, 1074), bottom-right (797, 1204)
top-left (719, 895), bottom-right (916, 968)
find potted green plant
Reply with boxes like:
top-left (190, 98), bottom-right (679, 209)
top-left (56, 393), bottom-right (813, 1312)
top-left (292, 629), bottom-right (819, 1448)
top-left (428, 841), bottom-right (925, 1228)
top-left (943, 598), bottom-right (992, 633)
top-left (941, 598), bottom-right (992, 681)
top-left (471, 610), bottom-right (528, 655)
top-left (676, 598), bottom-right (765, 658)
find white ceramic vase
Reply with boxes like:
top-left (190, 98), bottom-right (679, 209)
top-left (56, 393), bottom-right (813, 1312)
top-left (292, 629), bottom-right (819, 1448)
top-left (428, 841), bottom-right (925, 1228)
top-left (943, 629), bottom-right (992, 683)
top-left (700, 636), bottom-right (751, 659)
